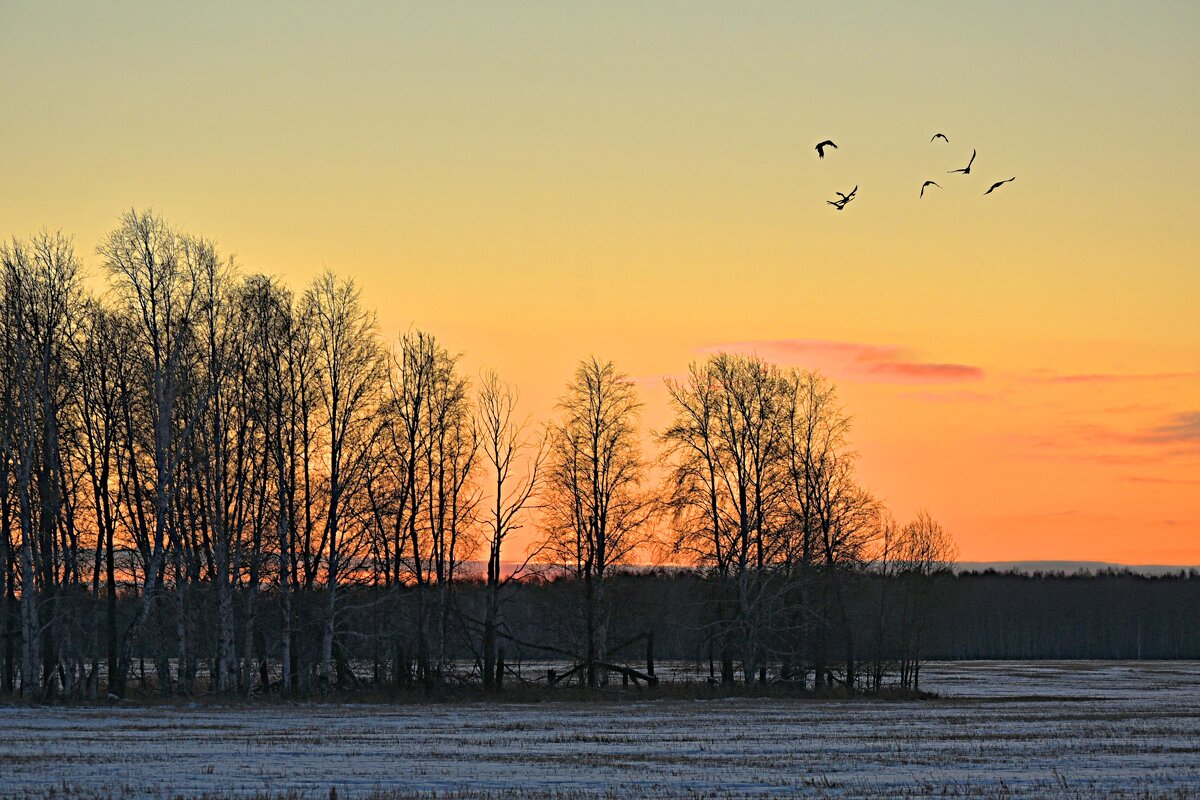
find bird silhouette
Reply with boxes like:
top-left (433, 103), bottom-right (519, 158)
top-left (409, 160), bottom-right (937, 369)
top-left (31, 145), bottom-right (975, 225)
top-left (815, 140), bottom-right (837, 159)
top-left (920, 180), bottom-right (941, 198)
top-left (828, 185), bottom-right (857, 210)
top-left (948, 149), bottom-right (976, 175)
top-left (983, 177), bottom-right (1016, 195)
top-left (931, 133), bottom-right (949, 142)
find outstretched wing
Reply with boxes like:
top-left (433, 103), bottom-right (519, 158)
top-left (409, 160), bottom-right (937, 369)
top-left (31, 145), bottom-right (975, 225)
top-left (984, 176), bottom-right (1015, 195)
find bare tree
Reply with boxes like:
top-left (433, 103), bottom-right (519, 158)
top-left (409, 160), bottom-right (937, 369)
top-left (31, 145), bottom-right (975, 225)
top-left (662, 354), bottom-right (789, 684)
top-left (0, 311), bottom-right (13, 693)
top-left (476, 369), bottom-right (543, 690)
top-left (544, 357), bottom-right (650, 687)
top-left (780, 369), bottom-right (860, 688)
top-left (865, 508), bottom-right (901, 692)
top-left (422, 355), bottom-right (479, 681)
top-left (893, 509), bottom-right (957, 690)
top-left (97, 209), bottom-right (204, 698)
top-left (70, 300), bottom-right (129, 697)
top-left (239, 274), bottom-right (303, 693)
top-left (374, 330), bottom-right (478, 688)
top-left (1, 233), bottom-right (82, 698)
top-left (378, 330), bottom-right (438, 685)
top-left (184, 238), bottom-right (243, 693)
top-left (302, 270), bottom-right (384, 689)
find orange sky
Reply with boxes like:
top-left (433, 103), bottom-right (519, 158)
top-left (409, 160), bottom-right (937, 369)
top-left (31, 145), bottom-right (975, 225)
top-left (2, 2), bottom-right (1198, 563)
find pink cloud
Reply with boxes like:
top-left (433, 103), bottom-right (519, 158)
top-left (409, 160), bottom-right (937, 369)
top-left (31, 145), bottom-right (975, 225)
top-left (868, 361), bottom-right (983, 381)
top-left (701, 339), bottom-right (983, 384)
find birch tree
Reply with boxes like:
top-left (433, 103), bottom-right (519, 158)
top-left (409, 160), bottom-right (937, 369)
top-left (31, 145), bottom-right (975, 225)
top-left (70, 301), bottom-right (128, 697)
top-left (97, 210), bottom-right (203, 698)
top-left (662, 354), bottom-right (789, 684)
top-left (893, 510), bottom-right (957, 690)
top-left (240, 274), bottom-right (303, 693)
top-left (476, 369), bottom-right (543, 690)
top-left (544, 358), bottom-right (649, 687)
top-left (0, 233), bottom-right (81, 698)
top-left (302, 271), bottom-right (384, 688)
top-left (782, 369), bottom-right (875, 689)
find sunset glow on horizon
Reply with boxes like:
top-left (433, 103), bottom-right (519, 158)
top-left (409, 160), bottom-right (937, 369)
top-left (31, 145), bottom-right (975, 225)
top-left (3, 2), bottom-right (1197, 564)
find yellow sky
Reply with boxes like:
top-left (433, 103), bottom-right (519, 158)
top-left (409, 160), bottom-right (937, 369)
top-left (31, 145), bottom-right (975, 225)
top-left (3, 2), bottom-right (1198, 563)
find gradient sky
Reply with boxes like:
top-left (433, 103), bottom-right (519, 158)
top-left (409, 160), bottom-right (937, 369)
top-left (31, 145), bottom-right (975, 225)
top-left (3, 2), bottom-right (1198, 563)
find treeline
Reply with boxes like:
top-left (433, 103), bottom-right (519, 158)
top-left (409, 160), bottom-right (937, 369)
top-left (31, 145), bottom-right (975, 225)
top-left (342, 569), bottom-right (1200, 665)
top-left (928, 570), bottom-right (1200, 660)
top-left (4, 209), bottom-right (957, 701)
top-left (13, 568), bottom-right (1196, 701)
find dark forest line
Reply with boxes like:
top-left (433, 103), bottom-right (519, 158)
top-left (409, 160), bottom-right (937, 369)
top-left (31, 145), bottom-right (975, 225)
top-left (7, 568), bottom-right (1195, 702)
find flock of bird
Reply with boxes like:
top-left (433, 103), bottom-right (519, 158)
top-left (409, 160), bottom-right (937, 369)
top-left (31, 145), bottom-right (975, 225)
top-left (816, 134), bottom-right (1015, 210)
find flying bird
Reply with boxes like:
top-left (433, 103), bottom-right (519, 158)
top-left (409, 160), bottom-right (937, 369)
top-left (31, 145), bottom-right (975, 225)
top-left (983, 177), bottom-right (1016, 195)
top-left (920, 180), bottom-right (941, 198)
top-left (948, 148), bottom-right (976, 175)
top-left (815, 140), bottom-right (837, 159)
top-left (828, 185), bottom-right (857, 210)
top-left (931, 133), bottom-right (949, 142)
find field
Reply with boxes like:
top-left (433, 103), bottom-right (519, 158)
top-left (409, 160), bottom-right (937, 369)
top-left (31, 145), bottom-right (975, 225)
top-left (1, 661), bottom-right (1198, 799)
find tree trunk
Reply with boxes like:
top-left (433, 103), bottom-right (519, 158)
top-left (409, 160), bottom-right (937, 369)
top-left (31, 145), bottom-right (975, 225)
top-left (845, 638), bottom-right (856, 695)
top-left (105, 522), bottom-right (117, 694)
top-left (482, 586), bottom-right (497, 692)
top-left (215, 552), bottom-right (235, 693)
top-left (174, 569), bottom-right (190, 695)
top-left (584, 570), bottom-right (596, 688)
top-left (2, 519), bottom-right (15, 694)
top-left (241, 581), bottom-right (259, 696)
top-left (19, 527), bottom-right (40, 699)
top-left (320, 583), bottom-right (335, 692)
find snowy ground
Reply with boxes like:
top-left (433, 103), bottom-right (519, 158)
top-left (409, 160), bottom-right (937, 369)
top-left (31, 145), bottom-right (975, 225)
top-left (1, 661), bottom-right (1197, 799)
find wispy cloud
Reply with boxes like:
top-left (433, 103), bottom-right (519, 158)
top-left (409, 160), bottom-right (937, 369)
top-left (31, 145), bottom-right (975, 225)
top-left (1005, 412), bottom-right (1200, 464)
top-left (1024, 370), bottom-right (1200, 384)
top-left (1144, 411), bottom-right (1200, 445)
top-left (904, 389), bottom-right (996, 404)
top-left (701, 339), bottom-right (984, 384)
top-left (982, 509), bottom-right (1123, 525)
top-left (1123, 474), bottom-right (1200, 486)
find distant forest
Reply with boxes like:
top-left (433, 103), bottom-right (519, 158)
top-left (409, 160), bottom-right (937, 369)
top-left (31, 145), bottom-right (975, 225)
top-left (2, 211), bottom-right (1190, 703)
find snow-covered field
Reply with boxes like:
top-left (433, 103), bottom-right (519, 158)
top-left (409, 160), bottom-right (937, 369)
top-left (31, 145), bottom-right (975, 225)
top-left (1, 661), bottom-right (1197, 799)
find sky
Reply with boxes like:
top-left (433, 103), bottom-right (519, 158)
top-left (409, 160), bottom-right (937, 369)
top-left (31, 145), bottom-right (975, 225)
top-left (2, 2), bottom-right (1198, 564)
